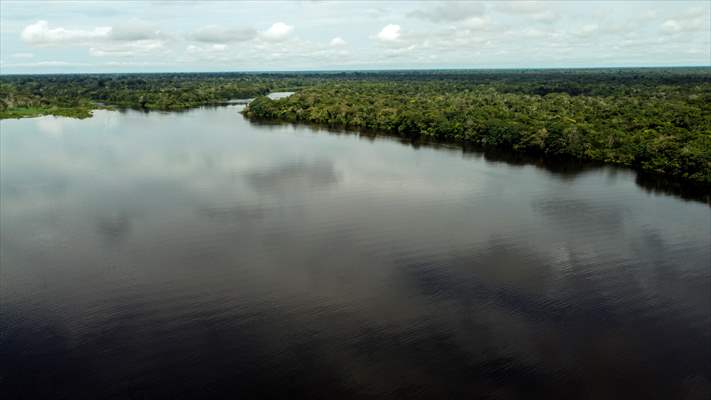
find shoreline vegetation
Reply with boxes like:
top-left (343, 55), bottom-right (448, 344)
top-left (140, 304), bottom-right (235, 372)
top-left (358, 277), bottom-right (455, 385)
top-left (2, 68), bottom-right (710, 184)
top-left (0, 73), bottom-right (309, 120)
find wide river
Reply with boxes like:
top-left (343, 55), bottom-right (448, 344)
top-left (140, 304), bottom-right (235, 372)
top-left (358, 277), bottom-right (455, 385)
top-left (1, 104), bottom-right (709, 399)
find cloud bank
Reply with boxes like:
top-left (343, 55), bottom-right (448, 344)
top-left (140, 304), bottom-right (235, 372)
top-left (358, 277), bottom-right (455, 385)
top-left (1, 1), bottom-right (708, 73)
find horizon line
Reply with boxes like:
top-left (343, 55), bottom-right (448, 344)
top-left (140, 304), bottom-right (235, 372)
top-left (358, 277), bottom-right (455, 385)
top-left (1, 65), bottom-right (710, 76)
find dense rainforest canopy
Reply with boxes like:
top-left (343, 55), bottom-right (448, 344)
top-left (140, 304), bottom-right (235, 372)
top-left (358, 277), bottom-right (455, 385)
top-left (244, 68), bottom-right (711, 184)
top-left (1, 68), bottom-right (710, 183)
top-left (0, 72), bottom-right (312, 118)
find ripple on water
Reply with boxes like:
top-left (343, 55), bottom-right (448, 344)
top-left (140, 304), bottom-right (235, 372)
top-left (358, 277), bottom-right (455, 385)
top-left (1, 107), bottom-right (709, 399)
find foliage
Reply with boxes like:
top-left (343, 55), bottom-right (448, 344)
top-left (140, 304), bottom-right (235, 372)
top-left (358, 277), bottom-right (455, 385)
top-left (2, 69), bottom-right (710, 183)
top-left (243, 68), bottom-right (711, 184)
top-left (0, 73), bottom-right (314, 118)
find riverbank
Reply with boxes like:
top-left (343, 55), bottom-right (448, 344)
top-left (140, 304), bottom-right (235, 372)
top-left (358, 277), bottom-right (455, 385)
top-left (3, 69), bottom-right (709, 184)
top-left (0, 73), bottom-right (294, 120)
top-left (242, 82), bottom-right (711, 185)
top-left (245, 115), bottom-right (711, 204)
top-left (0, 92), bottom-right (295, 120)
top-left (3, 103), bottom-right (709, 399)
top-left (0, 105), bottom-right (95, 119)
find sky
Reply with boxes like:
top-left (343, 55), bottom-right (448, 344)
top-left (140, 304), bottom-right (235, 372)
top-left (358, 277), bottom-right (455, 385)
top-left (0, 0), bottom-right (709, 74)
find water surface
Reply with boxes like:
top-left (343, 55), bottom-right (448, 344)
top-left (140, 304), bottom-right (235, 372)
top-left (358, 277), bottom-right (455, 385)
top-left (1, 106), bottom-right (709, 399)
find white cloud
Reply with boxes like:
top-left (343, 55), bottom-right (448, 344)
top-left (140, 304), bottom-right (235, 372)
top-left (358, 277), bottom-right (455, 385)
top-left (408, 1), bottom-right (484, 22)
top-left (641, 10), bottom-right (658, 20)
top-left (461, 16), bottom-right (493, 31)
top-left (110, 20), bottom-right (164, 41)
top-left (384, 44), bottom-right (417, 58)
top-left (530, 11), bottom-right (558, 23)
top-left (1, 60), bottom-right (90, 68)
top-left (661, 20), bottom-right (683, 33)
top-left (377, 24), bottom-right (401, 42)
top-left (89, 40), bottom-right (165, 57)
top-left (21, 20), bottom-right (111, 45)
top-left (260, 22), bottom-right (293, 42)
top-left (100, 61), bottom-right (169, 68)
top-left (11, 52), bottom-right (34, 59)
top-left (518, 29), bottom-right (547, 39)
top-left (190, 25), bottom-right (256, 43)
top-left (3, 1), bottom-right (710, 72)
top-left (497, 1), bottom-right (545, 14)
top-left (675, 7), bottom-right (707, 19)
top-left (177, 36), bottom-right (353, 68)
top-left (19, 20), bottom-right (169, 58)
top-left (21, 20), bottom-right (165, 48)
top-left (330, 37), bottom-right (347, 47)
top-left (187, 44), bottom-right (227, 53)
top-left (574, 24), bottom-right (599, 37)
top-left (182, 43), bottom-right (229, 62)
top-left (495, 1), bottom-right (558, 23)
top-left (660, 9), bottom-right (707, 34)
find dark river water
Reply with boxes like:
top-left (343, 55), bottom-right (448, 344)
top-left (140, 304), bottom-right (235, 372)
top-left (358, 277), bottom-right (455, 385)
top-left (1, 104), bottom-right (709, 399)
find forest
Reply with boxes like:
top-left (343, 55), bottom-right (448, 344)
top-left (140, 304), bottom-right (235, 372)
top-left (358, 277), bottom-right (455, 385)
top-left (244, 68), bottom-right (711, 184)
top-left (1, 68), bottom-right (710, 183)
top-left (0, 73), bottom-right (313, 118)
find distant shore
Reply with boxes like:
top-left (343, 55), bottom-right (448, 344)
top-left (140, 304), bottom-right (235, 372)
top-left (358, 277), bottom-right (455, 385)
top-left (2, 69), bottom-right (709, 184)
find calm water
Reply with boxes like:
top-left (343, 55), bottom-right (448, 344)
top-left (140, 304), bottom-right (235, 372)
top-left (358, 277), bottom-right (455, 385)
top-left (1, 105), bottom-right (709, 399)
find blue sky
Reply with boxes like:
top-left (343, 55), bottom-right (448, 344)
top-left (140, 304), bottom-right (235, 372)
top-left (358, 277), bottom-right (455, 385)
top-left (1, 1), bottom-right (709, 73)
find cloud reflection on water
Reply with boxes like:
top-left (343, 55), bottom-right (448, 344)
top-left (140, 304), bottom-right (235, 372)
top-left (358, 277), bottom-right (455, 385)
top-left (0, 107), bottom-right (709, 399)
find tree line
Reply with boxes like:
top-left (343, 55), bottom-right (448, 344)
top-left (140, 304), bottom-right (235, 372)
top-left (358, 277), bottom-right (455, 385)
top-left (1, 69), bottom-right (709, 183)
top-left (243, 68), bottom-right (711, 184)
top-left (0, 72), bottom-right (317, 118)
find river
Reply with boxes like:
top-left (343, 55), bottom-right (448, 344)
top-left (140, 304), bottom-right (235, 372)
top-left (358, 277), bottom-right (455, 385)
top-left (1, 105), bottom-right (709, 399)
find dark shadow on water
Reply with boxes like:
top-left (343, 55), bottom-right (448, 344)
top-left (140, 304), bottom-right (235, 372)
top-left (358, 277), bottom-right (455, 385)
top-left (634, 173), bottom-right (711, 205)
top-left (244, 159), bottom-right (340, 195)
top-left (390, 236), bottom-right (711, 400)
top-left (2, 104), bottom-right (709, 400)
top-left (247, 118), bottom-right (710, 205)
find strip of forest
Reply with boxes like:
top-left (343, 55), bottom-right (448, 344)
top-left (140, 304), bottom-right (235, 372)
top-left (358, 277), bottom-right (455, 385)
top-left (244, 69), bottom-right (711, 184)
top-left (2, 69), bottom-right (710, 183)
